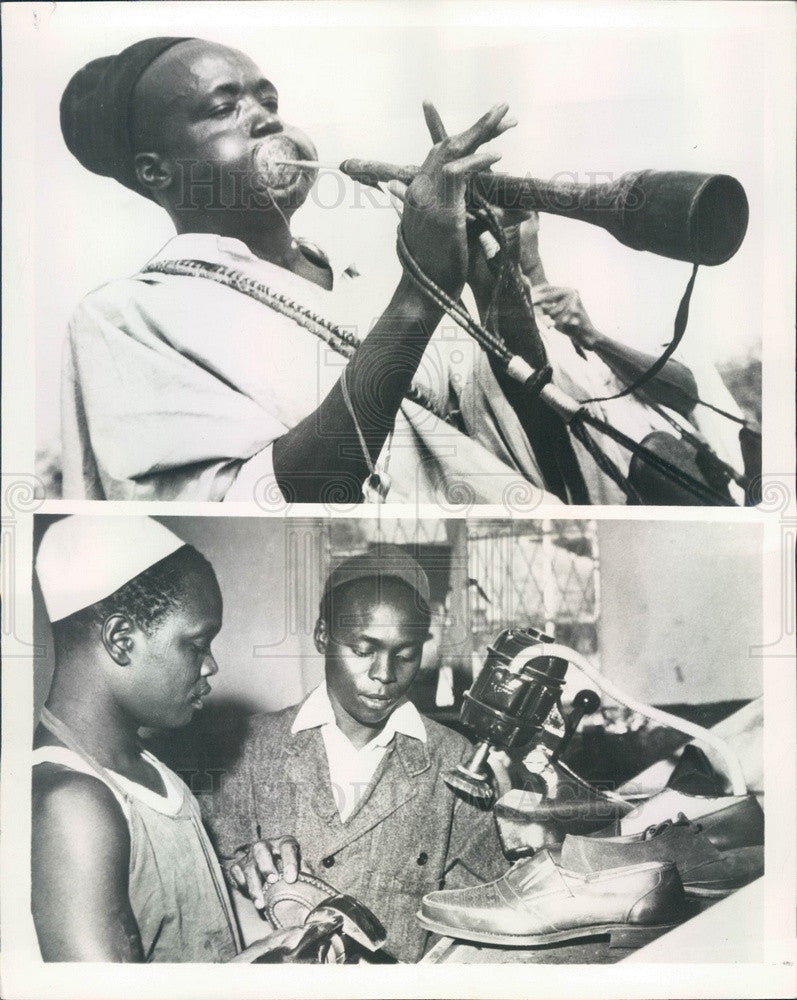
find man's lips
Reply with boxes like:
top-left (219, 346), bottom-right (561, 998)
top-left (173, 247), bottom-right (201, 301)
top-left (253, 136), bottom-right (309, 189)
top-left (359, 693), bottom-right (395, 710)
top-left (191, 685), bottom-right (212, 709)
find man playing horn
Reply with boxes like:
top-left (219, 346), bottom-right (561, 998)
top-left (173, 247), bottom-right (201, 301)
top-left (59, 37), bottom-right (743, 504)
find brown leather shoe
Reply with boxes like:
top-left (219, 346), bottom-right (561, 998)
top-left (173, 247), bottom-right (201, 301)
top-left (564, 814), bottom-right (763, 898)
top-left (417, 850), bottom-right (686, 948)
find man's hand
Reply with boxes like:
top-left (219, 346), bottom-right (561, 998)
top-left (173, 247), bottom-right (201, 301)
top-left (531, 283), bottom-right (701, 414)
top-left (230, 920), bottom-right (342, 963)
top-left (273, 102), bottom-right (516, 503)
top-left (463, 209), bottom-right (544, 314)
top-left (398, 101), bottom-right (516, 296)
top-left (530, 283), bottom-right (601, 349)
top-left (228, 836), bottom-right (300, 914)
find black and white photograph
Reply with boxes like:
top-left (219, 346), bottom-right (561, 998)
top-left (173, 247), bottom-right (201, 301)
top-left (28, 514), bottom-right (764, 966)
top-left (20, 3), bottom-right (779, 507)
top-left (1, 2), bottom-right (795, 999)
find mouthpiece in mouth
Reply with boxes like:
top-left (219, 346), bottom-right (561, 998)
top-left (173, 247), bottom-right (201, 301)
top-left (253, 139), bottom-right (311, 189)
top-left (274, 158), bottom-right (342, 172)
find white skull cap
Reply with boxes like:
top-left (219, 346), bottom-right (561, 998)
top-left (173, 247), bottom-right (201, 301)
top-left (36, 516), bottom-right (186, 622)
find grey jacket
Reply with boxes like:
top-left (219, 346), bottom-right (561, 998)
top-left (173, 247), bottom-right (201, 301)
top-left (199, 703), bottom-right (508, 962)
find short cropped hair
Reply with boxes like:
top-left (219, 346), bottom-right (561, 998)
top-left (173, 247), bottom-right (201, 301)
top-left (53, 545), bottom-right (213, 646)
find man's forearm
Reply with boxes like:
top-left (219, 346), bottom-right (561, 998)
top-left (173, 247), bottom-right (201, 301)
top-left (272, 276), bottom-right (445, 502)
top-left (589, 332), bottom-right (699, 417)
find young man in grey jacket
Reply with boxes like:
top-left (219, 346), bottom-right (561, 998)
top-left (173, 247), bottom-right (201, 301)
top-left (201, 545), bottom-right (508, 962)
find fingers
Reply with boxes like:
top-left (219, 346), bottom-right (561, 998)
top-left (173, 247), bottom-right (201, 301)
top-left (242, 857), bottom-right (267, 913)
top-left (251, 836), bottom-right (300, 884)
top-left (272, 836), bottom-right (300, 884)
top-left (493, 118), bottom-right (519, 138)
top-left (385, 180), bottom-right (407, 202)
top-left (432, 151), bottom-right (503, 212)
top-left (530, 284), bottom-right (567, 304)
top-left (384, 180), bottom-right (407, 218)
top-left (423, 101), bottom-right (449, 143)
top-left (427, 100), bottom-right (516, 161)
top-left (530, 285), bottom-right (576, 325)
top-left (442, 150), bottom-right (503, 179)
top-left (452, 102), bottom-right (517, 157)
top-left (253, 840), bottom-right (280, 885)
top-left (232, 835), bottom-right (301, 917)
top-left (229, 862), bottom-right (246, 889)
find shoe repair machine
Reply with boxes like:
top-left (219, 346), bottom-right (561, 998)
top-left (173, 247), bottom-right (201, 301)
top-left (445, 627), bottom-right (748, 807)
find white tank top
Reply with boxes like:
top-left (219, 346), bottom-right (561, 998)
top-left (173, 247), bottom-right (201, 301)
top-left (33, 722), bottom-right (241, 963)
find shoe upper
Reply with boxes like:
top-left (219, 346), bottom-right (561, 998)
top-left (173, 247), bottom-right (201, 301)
top-left (564, 814), bottom-right (763, 892)
top-left (694, 795), bottom-right (764, 851)
top-left (600, 788), bottom-right (760, 840)
top-left (613, 743), bottom-right (759, 838)
top-left (419, 851), bottom-right (685, 936)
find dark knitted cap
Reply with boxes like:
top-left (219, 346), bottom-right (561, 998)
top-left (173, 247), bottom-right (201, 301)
top-left (322, 546), bottom-right (431, 610)
top-left (60, 37), bottom-right (192, 198)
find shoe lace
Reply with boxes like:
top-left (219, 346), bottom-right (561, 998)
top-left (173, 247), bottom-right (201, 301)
top-left (642, 811), bottom-right (702, 841)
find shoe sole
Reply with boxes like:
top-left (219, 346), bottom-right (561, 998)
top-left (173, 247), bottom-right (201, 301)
top-left (684, 881), bottom-right (758, 898)
top-left (417, 914), bottom-right (677, 949)
top-left (684, 856), bottom-right (764, 898)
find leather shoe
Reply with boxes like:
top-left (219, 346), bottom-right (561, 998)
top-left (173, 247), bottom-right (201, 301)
top-left (418, 850), bottom-right (686, 948)
top-left (596, 791), bottom-right (764, 848)
top-left (563, 814), bottom-right (763, 898)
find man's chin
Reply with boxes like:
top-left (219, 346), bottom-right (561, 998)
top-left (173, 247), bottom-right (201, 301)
top-left (258, 176), bottom-right (313, 214)
top-left (356, 694), bottom-right (403, 724)
top-left (167, 705), bottom-right (198, 729)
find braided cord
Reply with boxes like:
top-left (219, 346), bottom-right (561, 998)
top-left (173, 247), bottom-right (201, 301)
top-left (144, 258), bottom-right (739, 506)
top-left (570, 416), bottom-right (643, 504)
top-left (142, 259), bottom-right (452, 423)
top-left (394, 227), bottom-right (513, 364)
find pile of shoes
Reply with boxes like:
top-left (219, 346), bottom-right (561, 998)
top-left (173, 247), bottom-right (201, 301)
top-left (418, 747), bottom-right (763, 949)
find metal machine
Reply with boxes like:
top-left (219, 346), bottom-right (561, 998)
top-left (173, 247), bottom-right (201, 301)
top-left (444, 627), bottom-right (599, 804)
top-left (445, 627), bottom-right (748, 807)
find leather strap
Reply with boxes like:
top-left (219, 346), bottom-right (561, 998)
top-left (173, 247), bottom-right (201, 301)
top-left (582, 263), bottom-right (699, 403)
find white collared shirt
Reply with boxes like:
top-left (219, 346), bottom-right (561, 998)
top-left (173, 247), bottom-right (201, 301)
top-left (291, 683), bottom-right (427, 821)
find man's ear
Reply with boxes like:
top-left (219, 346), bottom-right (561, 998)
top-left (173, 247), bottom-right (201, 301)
top-left (134, 152), bottom-right (172, 193)
top-left (313, 618), bottom-right (329, 655)
top-left (101, 614), bottom-right (136, 666)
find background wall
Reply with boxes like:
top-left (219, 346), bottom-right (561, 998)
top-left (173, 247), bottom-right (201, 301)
top-left (23, 1), bottom-right (786, 459)
top-left (33, 516), bottom-right (763, 723)
top-left (596, 520), bottom-right (762, 703)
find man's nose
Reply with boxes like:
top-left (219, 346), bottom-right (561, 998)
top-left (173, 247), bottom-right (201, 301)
top-left (245, 99), bottom-right (282, 138)
top-left (201, 653), bottom-right (219, 678)
top-left (369, 652), bottom-right (396, 685)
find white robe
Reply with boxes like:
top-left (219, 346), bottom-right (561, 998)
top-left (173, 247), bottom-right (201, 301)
top-left (61, 232), bottom-right (742, 504)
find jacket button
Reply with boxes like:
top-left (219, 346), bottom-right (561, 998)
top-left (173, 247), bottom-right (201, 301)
top-left (322, 855), bottom-right (335, 868)
top-left (417, 852), bottom-right (428, 866)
